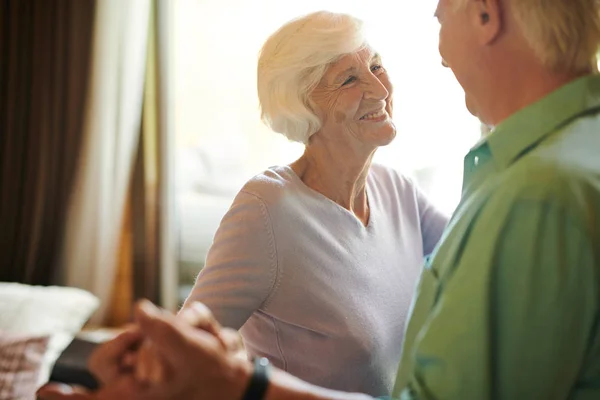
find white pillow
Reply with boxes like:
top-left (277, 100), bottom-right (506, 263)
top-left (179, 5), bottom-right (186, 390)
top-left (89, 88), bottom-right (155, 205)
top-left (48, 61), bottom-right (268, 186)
top-left (0, 282), bottom-right (99, 386)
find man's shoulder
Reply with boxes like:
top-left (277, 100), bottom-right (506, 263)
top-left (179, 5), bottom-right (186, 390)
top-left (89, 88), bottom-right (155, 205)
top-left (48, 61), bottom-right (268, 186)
top-left (533, 111), bottom-right (600, 181)
top-left (474, 119), bottom-right (600, 237)
top-left (439, 143), bottom-right (600, 271)
top-left (498, 114), bottom-right (600, 208)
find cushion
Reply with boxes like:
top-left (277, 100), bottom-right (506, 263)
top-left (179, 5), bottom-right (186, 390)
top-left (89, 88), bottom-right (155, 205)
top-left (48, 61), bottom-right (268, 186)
top-left (0, 332), bottom-right (49, 400)
top-left (0, 283), bottom-right (99, 386)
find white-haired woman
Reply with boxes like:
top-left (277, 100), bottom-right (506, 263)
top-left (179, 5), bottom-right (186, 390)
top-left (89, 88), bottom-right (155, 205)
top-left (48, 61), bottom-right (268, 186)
top-left (138, 10), bottom-right (447, 397)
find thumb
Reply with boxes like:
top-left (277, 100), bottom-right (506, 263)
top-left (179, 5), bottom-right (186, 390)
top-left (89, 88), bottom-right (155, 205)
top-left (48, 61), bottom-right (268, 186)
top-left (134, 300), bottom-right (194, 366)
top-left (178, 302), bottom-right (229, 350)
top-left (37, 383), bottom-right (92, 400)
top-left (178, 302), bottom-right (222, 337)
top-left (135, 300), bottom-right (220, 368)
top-left (220, 327), bottom-right (245, 355)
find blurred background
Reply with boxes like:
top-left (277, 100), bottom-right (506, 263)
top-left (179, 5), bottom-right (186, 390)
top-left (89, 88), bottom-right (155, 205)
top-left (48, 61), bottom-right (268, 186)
top-left (1, 0), bottom-right (482, 326)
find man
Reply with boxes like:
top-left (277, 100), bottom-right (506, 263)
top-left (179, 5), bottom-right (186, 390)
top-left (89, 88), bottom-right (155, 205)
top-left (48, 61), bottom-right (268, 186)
top-left (39, 0), bottom-right (600, 398)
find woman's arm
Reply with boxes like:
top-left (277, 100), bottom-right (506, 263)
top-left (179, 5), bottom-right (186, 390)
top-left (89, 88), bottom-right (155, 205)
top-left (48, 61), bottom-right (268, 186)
top-left (265, 369), bottom-right (377, 400)
top-left (181, 190), bottom-right (279, 329)
top-left (414, 185), bottom-right (449, 256)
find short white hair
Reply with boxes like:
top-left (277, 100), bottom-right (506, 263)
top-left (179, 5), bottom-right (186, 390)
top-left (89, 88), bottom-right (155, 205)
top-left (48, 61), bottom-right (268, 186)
top-left (257, 11), bottom-right (367, 144)
top-left (457, 0), bottom-right (600, 72)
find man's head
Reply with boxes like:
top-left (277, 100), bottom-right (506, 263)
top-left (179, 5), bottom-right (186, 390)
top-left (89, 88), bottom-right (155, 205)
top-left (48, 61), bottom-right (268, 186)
top-left (435, 0), bottom-right (600, 125)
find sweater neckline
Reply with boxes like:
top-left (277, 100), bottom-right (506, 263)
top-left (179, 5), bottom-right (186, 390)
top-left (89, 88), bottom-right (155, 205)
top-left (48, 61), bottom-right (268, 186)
top-left (277, 165), bottom-right (376, 231)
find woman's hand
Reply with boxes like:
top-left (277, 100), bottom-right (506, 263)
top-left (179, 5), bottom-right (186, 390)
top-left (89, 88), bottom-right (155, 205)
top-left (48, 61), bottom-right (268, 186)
top-left (134, 301), bottom-right (247, 385)
top-left (87, 328), bottom-right (142, 385)
top-left (129, 301), bottom-right (251, 399)
top-left (38, 301), bottom-right (251, 400)
top-left (37, 327), bottom-right (143, 399)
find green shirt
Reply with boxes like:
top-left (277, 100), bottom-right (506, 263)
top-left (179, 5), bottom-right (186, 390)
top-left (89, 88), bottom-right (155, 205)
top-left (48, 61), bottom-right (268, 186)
top-left (393, 75), bottom-right (600, 400)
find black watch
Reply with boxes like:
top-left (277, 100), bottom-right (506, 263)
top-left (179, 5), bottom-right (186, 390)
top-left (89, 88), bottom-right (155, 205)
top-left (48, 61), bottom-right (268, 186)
top-left (240, 357), bottom-right (271, 400)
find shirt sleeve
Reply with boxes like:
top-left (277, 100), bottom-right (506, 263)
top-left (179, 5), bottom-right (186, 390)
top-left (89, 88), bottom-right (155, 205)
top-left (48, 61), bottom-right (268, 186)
top-left (399, 197), bottom-right (598, 399)
top-left (414, 185), bottom-right (448, 256)
top-left (181, 190), bottom-right (278, 329)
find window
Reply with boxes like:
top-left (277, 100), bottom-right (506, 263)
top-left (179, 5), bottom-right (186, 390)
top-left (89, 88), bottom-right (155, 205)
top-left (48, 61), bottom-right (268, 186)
top-left (172, 0), bottom-right (480, 301)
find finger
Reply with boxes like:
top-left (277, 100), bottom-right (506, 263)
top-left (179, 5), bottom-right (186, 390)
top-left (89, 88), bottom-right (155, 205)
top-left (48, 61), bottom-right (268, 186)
top-left (135, 300), bottom-right (219, 367)
top-left (220, 328), bottom-right (244, 354)
top-left (134, 300), bottom-right (188, 361)
top-left (134, 341), bottom-right (151, 384)
top-left (221, 328), bottom-right (247, 360)
top-left (122, 351), bottom-right (138, 368)
top-left (88, 329), bottom-right (143, 384)
top-left (88, 329), bottom-right (142, 383)
top-left (99, 375), bottom-right (149, 400)
top-left (178, 302), bottom-right (227, 348)
top-left (37, 383), bottom-right (91, 400)
top-left (148, 350), bottom-right (167, 384)
top-left (179, 302), bottom-right (221, 333)
top-left (134, 341), bottom-right (167, 385)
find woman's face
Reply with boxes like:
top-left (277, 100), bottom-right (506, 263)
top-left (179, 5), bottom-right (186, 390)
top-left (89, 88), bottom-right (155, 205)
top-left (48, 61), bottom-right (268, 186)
top-left (310, 47), bottom-right (395, 149)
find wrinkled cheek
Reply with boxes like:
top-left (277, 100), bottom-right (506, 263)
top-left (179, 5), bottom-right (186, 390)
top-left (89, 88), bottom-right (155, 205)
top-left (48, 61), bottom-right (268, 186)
top-left (334, 111), bottom-right (347, 124)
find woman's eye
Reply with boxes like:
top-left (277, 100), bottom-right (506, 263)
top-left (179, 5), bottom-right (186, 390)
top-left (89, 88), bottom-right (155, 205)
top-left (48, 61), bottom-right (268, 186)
top-left (371, 65), bottom-right (383, 73)
top-left (342, 76), bottom-right (356, 86)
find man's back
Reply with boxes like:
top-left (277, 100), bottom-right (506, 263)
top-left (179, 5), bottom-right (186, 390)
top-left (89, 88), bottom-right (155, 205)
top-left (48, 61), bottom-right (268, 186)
top-left (395, 75), bottom-right (600, 400)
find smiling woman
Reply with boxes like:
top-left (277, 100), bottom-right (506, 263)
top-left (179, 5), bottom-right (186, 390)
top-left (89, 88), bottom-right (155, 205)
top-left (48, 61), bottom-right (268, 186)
top-left (173, 2), bottom-right (480, 295)
top-left (309, 48), bottom-right (395, 149)
top-left (171, 10), bottom-right (449, 397)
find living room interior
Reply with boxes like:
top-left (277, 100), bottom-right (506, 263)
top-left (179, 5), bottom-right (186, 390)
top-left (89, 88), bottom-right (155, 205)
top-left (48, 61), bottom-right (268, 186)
top-left (0, 0), bottom-right (485, 398)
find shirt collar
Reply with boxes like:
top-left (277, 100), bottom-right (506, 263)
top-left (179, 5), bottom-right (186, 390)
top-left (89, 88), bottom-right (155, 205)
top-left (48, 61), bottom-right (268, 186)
top-left (473, 74), bottom-right (600, 169)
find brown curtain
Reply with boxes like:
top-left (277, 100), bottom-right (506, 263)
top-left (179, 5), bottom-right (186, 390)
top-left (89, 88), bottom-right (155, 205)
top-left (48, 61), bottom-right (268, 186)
top-left (132, 0), bottom-right (162, 306)
top-left (0, 0), bottom-right (96, 284)
top-left (106, 189), bottom-right (134, 327)
top-left (106, 0), bottom-right (163, 325)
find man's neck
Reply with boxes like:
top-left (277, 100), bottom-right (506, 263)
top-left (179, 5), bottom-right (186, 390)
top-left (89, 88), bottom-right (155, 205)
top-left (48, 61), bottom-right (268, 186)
top-left (479, 64), bottom-right (591, 127)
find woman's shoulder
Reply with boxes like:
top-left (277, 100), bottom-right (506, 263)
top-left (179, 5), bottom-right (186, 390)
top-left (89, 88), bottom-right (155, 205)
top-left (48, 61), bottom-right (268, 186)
top-left (225, 166), bottom-right (310, 235)
top-left (236, 165), bottom-right (301, 205)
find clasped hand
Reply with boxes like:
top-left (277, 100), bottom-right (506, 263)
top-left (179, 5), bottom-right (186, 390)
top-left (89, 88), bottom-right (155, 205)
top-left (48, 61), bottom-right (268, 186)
top-left (37, 301), bottom-right (251, 400)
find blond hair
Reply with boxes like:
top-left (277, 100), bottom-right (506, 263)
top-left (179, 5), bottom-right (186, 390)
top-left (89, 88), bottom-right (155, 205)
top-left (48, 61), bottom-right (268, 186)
top-left (457, 0), bottom-right (600, 72)
top-left (257, 11), bottom-right (366, 144)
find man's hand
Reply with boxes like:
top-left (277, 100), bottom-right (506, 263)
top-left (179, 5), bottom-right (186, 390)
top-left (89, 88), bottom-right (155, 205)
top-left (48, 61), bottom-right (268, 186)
top-left (135, 301), bottom-right (246, 384)
top-left (88, 328), bottom-right (142, 385)
top-left (130, 300), bottom-right (252, 399)
top-left (37, 376), bottom-right (146, 400)
top-left (38, 301), bottom-right (251, 400)
top-left (38, 300), bottom-right (373, 400)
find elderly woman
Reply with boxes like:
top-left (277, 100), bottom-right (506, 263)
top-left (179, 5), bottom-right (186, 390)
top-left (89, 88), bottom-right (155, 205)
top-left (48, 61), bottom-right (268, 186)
top-left (139, 10), bottom-right (447, 397)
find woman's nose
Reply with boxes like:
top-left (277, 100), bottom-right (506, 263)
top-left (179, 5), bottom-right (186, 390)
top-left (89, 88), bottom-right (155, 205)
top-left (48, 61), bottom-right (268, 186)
top-left (365, 77), bottom-right (389, 101)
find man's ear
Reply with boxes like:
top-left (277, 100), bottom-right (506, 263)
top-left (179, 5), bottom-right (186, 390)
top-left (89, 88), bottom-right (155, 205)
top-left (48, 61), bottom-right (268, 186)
top-left (472, 0), bottom-right (502, 45)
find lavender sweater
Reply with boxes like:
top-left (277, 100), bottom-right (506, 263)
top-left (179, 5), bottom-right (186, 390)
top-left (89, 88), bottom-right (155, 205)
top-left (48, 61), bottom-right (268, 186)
top-left (184, 164), bottom-right (447, 396)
